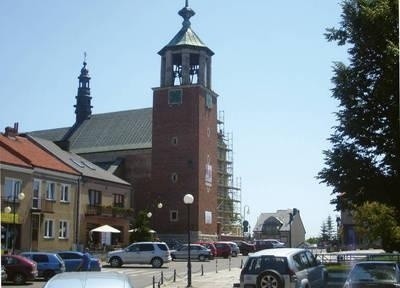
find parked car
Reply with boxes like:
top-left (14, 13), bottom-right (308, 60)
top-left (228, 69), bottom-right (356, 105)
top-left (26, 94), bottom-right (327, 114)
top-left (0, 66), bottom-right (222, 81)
top-left (235, 240), bottom-right (256, 256)
top-left (57, 251), bottom-right (102, 271)
top-left (171, 244), bottom-right (212, 261)
top-left (195, 241), bottom-right (217, 258)
top-left (240, 248), bottom-right (327, 288)
top-left (343, 261), bottom-right (400, 288)
top-left (43, 271), bottom-right (134, 288)
top-left (107, 241), bottom-right (171, 268)
top-left (225, 241), bottom-right (240, 257)
top-left (255, 239), bottom-right (286, 251)
top-left (214, 241), bottom-right (232, 258)
top-left (1, 254), bottom-right (38, 285)
top-left (1, 265), bottom-right (8, 282)
top-left (20, 251), bottom-right (66, 280)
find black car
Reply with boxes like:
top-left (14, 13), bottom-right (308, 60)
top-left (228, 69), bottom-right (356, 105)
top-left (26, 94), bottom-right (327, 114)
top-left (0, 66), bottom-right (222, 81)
top-left (234, 240), bottom-right (256, 256)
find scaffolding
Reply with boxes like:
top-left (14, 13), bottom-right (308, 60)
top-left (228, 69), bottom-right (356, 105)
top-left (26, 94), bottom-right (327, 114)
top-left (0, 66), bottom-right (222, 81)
top-left (217, 111), bottom-right (242, 236)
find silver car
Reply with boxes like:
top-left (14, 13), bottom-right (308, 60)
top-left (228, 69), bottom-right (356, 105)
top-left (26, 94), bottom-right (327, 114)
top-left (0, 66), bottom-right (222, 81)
top-left (43, 272), bottom-right (134, 288)
top-left (107, 241), bottom-right (171, 268)
top-left (171, 244), bottom-right (212, 261)
top-left (343, 261), bottom-right (400, 288)
top-left (240, 248), bottom-right (327, 288)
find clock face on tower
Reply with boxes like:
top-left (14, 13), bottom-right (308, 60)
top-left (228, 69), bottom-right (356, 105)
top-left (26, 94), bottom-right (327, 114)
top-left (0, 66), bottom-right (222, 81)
top-left (168, 89), bottom-right (182, 105)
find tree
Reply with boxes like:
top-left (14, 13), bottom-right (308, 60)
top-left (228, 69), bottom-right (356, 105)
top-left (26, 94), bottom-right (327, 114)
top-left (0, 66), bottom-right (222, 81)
top-left (129, 210), bottom-right (153, 242)
top-left (353, 201), bottom-right (400, 251)
top-left (326, 215), bottom-right (335, 241)
top-left (318, 0), bottom-right (400, 215)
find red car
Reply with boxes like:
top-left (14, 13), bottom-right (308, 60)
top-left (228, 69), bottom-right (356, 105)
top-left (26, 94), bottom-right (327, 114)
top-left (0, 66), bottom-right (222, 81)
top-left (195, 241), bottom-right (217, 259)
top-left (214, 241), bottom-right (232, 258)
top-left (1, 254), bottom-right (38, 285)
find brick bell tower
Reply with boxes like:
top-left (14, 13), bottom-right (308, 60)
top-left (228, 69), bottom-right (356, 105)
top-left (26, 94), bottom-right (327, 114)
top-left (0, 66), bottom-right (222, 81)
top-left (151, 1), bottom-right (218, 241)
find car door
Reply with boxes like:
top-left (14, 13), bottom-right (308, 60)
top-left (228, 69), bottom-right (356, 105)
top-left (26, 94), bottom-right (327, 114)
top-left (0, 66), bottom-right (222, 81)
top-left (138, 243), bottom-right (155, 264)
top-left (304, 250), bottom-right (325, 287)
top-left (58, 252), bottom-right (81, 271)
top-left (125, 243), bottom-right (140, 263)
top-left (31, 254), bottom-right (49, 276)
top-left (176, 246), bottom-right (187, 259)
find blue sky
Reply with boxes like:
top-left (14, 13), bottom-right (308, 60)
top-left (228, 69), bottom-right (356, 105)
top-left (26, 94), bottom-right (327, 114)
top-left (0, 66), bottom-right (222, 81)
top-left (0, 1), bottom-right (348, 238)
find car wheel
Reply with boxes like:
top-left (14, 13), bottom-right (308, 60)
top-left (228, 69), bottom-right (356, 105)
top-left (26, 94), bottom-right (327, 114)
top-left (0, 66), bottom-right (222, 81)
top-left (151, 257), bottom-right (163, 268)
top-left (171, 254), bottom-right (176, 260)
top-left (198, 255), bottom-right (206, 261)
top-left (110, 257), bottom-right (122, 268)
top-left (242, 251), bottom-right (248, 256)
top-left (13, 273), bottom-right (26, 285)
top-left (43, 270), bottom-right (55, 281)
top-left (257, 271), bottom-right (284, 288)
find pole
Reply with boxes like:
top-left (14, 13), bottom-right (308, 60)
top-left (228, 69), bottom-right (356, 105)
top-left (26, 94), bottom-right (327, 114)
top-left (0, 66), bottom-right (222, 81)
top-left (12, 194), bottom-right (16, 254)
top-left (187, 203), bottom-right (191, 287)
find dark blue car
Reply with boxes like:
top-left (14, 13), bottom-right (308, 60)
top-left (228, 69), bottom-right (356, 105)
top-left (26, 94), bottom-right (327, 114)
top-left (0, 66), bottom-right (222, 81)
top-left (56, 251), bottom-right (101, 272)
top-left (19, 252), bottom-right (65, 280)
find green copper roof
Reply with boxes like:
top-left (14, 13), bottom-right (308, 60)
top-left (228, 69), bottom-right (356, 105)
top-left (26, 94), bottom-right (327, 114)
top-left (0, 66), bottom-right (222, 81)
top-left (158, 3), bottom-right (213, 55)
top-left (29, 108), bottom-right (153, 154)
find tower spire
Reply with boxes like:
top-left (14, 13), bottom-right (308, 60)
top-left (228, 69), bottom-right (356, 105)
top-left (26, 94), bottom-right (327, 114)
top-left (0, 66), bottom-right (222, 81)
top-left (179, 0), bottom-right (195, 28)
top-left (74, 56), bottom-right (92, 124)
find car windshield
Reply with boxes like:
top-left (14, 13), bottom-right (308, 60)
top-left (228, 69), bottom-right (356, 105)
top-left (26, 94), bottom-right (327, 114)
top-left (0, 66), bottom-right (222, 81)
top-left (350, 263), bottom-right (397, 282)
top-left (245, 256), bottom-right (288, 274)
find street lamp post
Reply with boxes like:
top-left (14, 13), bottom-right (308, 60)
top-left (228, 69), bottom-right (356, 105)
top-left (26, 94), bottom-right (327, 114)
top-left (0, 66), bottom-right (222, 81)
top-left (183, 194), bottom-right (194, 288)
top-left (4, 192), bottom-right (25, 254)
top-left (242, 205), bottom-right (250, 238)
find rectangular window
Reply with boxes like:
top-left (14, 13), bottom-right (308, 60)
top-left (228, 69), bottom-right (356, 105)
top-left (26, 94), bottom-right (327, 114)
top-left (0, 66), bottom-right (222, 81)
top-left (59, 220), bottom-right (68, 239)
top-left (88, 190), bottom-right (101, 206)
top-left (46, 182), bottom-right (56, 200)
top-left (60, 184), bottom-right (70, 202)
top-left (32, 179), bottom-right (41, 209)
top-left (170, 210), bottom-right (178, 222)
top-left (4, 178), bottom-right (22, 200)
top-left (113, 194), bottom-right (124, 208)
top-left (44, 219), bottom-right (54, 238)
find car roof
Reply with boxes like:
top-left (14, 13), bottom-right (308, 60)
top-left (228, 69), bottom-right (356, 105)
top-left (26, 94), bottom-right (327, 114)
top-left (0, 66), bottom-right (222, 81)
top-left (44, 272), bottom-right (133, 288)
top-left (354, 261), bottom-right (399, 266)
top-left (20, 251), bottom-right (57, 255)
top-left (249, 248), bottom-right (306, 258)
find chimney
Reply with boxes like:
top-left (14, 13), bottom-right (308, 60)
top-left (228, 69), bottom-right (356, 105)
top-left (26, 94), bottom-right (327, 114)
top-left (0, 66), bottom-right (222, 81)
top-left (4, 123), bottom-right (19, 137)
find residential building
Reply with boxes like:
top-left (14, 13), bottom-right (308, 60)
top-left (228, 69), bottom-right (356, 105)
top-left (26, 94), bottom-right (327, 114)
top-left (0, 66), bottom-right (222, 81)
top-left (253, 208), bottom-right (305, 248)
top-left (1, 126), bottom-right (80, 252)
top-left (31, 136), bottom-right (132, 249)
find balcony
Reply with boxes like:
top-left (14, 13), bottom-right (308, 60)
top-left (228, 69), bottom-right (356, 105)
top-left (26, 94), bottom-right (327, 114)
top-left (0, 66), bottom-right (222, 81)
top-left (85, 205), bottom-right (134, 218)
top-left (31, 199), bottom-right (55, 213)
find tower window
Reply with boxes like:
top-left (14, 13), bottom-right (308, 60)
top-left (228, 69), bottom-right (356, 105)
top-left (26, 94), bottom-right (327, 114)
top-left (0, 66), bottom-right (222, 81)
top-left (172, 54), bottom-right (182, 86)
top-left (170, 210), bottom-right (178, 222)
top-left (189, 54), bottom-right (199, 84)
top-left (171, 173), bottom-right (178, 183)
top-left (168, 89), bottom-right (182, 105)
top-left (171, 136), bottom-right (178, 145)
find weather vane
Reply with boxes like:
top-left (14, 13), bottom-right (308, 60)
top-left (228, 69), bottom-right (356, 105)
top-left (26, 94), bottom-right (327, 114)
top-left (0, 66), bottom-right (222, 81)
top-left (185, 0), bottom-right (189, 7)
top-left (84, 51), bottom-right (87, 63)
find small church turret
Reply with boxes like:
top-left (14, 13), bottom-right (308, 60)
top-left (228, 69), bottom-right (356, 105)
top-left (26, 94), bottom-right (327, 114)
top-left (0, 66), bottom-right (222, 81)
top-left (74, 58), bottom-right (92, 124)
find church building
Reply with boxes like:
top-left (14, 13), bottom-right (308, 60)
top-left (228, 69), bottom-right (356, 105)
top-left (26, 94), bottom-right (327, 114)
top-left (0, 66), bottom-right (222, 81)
top-left (31, 1), bottom-right (241, 243)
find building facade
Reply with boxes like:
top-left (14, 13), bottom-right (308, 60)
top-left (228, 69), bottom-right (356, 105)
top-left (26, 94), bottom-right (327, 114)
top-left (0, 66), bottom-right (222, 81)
top-left (253, 208), bottom-right (306, 248)
top-left (29, 2), bottom-right (242, 242)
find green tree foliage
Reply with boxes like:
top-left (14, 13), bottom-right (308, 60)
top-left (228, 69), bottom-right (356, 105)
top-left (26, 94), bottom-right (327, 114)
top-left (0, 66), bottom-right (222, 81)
top-left (353, 201), bottom-right (400, 251)
top-left (318, 0), bottom-right (399, 214)
top-left (129, 210), bottom-right (153, 242)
